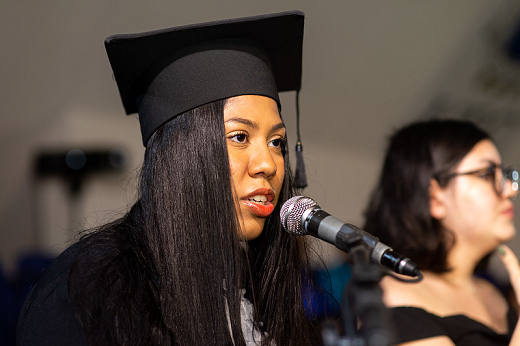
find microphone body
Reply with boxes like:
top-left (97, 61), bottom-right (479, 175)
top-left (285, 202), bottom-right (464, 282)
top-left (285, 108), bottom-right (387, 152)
top-left (281, 196), bottom-right (420, 277)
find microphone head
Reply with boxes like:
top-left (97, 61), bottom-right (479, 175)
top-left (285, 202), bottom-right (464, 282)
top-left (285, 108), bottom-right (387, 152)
top-left (280, 196), bottom-right (317, 236)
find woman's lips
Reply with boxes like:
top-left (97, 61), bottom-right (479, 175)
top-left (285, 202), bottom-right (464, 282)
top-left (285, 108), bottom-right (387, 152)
top-left (242, 200), bottom-right (275, 217)
top-left (241, 188), bottom-right (275, 218)
top-left (503, 206), bottom-right (515, 219)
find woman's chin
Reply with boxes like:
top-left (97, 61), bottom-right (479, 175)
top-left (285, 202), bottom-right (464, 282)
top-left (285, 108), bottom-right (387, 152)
top-left (238, 219), bottom-right (265, 241)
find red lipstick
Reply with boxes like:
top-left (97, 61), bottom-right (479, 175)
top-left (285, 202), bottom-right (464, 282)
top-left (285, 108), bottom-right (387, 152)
top-left (241, 188), bottom-right (275, 218)
top-left (242, 200), bottom-right (275, 217)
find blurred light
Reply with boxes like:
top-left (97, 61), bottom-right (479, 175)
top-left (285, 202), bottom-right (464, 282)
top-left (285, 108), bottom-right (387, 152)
top-left (108, 148), bottom-right (128, 169)
top-left (65, 149), bottom-right (86, 170)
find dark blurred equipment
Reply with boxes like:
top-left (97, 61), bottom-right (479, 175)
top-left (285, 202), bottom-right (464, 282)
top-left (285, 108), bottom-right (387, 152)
top-left (507, 20), bottom-right (520, 61)
top-left (35, 148), bottom-right (128, 193)
top-left (32, 147), bottom-right (129, 245)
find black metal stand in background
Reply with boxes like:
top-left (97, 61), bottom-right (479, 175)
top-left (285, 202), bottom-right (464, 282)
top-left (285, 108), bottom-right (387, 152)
top-left (322, 234), bottom-right (393, 346)
top-left (33, 148), bottom-right (128, 246)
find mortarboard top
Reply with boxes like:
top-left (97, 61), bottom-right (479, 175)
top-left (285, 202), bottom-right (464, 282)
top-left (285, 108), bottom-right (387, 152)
top-left (105, 11), bottom-right (305, 146)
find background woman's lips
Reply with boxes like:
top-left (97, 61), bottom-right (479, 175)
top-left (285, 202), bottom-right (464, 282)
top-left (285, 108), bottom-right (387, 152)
top-left (503, 206), bottom-right (514, 218)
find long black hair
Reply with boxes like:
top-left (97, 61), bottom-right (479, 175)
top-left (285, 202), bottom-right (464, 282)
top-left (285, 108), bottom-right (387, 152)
top-left (69, 99), bottom-right (321, 345)
top-left (363, 119), bottom-right (490, 273)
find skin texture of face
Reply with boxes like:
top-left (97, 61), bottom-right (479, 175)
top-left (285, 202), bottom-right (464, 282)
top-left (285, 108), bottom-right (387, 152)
top-left (430, 139), bottom-right (517, 256)
top-left (224, 95), bottom-right (286, 240)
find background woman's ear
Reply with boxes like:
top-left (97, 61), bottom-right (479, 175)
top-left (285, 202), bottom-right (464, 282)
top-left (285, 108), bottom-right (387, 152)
top-left (429, 178), bottom-right (446, 220)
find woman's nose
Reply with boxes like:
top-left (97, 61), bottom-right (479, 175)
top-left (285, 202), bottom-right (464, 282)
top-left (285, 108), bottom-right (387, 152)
top-left (248, 145), bottom-right (277, 179)
top-left (504, 178), bottom-right (518, 199)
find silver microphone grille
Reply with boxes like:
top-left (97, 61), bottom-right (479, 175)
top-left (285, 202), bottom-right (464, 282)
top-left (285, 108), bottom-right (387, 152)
top-left (280, 196), bottom-right (317, 236)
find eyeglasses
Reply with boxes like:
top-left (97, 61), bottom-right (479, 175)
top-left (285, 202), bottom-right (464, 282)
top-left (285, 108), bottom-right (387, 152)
top-left (435, 162), bottom-right (519, 196)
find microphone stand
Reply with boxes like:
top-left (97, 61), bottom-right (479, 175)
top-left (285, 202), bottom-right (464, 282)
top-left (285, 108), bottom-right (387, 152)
top-left (322, 231), bottom-right (392, 346)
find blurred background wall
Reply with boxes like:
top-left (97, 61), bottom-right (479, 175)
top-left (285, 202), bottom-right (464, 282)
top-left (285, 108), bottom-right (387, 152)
top-left (2, 0), bottom-right (520, 301)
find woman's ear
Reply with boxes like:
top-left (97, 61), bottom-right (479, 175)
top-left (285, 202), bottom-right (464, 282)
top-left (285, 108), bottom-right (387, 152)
top-left (430, 178), bottom-right (446, 220)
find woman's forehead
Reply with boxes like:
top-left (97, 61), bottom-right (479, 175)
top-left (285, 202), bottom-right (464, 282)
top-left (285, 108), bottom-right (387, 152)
top-left (457, 139), bottom-right (501, 169)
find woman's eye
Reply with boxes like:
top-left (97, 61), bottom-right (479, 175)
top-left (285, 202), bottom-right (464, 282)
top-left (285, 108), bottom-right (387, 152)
top-left (478, 171), bottom-right (494, 181)
top-left (269, 138), bottom-right (286, 149)
top-left (229, 133), bottom-right (248, 143)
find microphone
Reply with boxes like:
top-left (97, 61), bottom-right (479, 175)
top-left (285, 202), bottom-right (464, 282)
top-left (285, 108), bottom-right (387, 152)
top-left (280, 196), bottom-right (420, 277)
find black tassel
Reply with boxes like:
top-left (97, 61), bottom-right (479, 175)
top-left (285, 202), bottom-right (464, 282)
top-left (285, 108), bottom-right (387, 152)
top-left (294, 141), bottom-right (307, 188)
top-left (293, 90), bottom-right (307, 189)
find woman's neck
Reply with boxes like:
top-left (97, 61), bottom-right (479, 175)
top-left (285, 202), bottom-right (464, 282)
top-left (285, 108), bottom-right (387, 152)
top-left (425, 242), bottom-right (486, 291)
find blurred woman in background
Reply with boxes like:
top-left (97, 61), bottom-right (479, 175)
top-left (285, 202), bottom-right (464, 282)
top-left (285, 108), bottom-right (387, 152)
top-left (364, 119), bottom-right (520, 345)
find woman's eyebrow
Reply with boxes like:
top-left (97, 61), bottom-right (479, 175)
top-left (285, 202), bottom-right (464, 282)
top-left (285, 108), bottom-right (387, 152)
top-left (224, 118), bottom-right (286, 132)
top-left (271, 122), bottom-right (286, 132)
top-left (225, 117), bottom-right (257, 129)
top-left (478, 159), bottom-right (501, 166)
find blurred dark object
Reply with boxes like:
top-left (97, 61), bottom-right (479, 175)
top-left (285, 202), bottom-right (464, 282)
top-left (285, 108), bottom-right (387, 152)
top-left (506, 20), bottom-right (520, 61)
top-left (0, 262), bottom-right (16, 346)
top-left (0, 253), bottom-right (54, 346)
top-left (35, 148), bottom-right (128, 193)
top-left (304, 262), bottom-right (352, 320)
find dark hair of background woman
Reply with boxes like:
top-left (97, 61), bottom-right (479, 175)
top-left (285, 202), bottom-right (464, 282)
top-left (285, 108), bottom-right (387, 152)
top-left (68, 99), bottom-right (322, 345)
top-left (363, 119), bottom-right (490, 273)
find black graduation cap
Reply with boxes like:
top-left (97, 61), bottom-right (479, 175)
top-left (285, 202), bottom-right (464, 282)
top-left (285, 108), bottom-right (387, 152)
top-left (105, 10), bottom-right (308, 188)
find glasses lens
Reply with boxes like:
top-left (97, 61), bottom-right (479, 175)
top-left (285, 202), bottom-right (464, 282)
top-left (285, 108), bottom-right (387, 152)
top-left (501, 167), bottom-right (519, 194)
top-left (510, 168), bottom-right (519, 192)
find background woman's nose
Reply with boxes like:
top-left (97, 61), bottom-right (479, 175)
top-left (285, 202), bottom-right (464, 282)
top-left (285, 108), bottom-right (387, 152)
top-left (504, 178), bottom-right (519, 199)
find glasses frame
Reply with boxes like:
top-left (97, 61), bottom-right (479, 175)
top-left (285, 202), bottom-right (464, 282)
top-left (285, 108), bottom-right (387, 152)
top-left (434, 162), bottom-right (519, 196)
